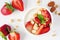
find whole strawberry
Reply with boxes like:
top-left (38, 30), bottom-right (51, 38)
top-left (0, 24), bottom-right (11, 36)
top-left (1, 2), bottom-right (14, 15)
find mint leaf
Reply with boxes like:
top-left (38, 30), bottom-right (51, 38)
top-left (37, 14), bottom-right (45, 24)
top-left (0, 32), bottom-right (7, 40)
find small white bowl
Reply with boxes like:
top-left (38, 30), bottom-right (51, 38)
top-left (24, 7), bottom-right (53, 37)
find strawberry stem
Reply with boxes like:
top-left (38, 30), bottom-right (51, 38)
top-left (5, 2), bottom-right (14, 12)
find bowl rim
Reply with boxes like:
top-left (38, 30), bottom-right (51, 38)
top-left (24, 6), bottom-right (53, 36)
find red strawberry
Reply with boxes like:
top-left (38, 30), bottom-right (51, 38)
top-left (34, 17), bottom-right (41, 24)
top-left (35, 25), bottom-right (50, 34)
top-left (41, 10), bottom-right (51, 18)
top-left (1, 2), bottom-right (14, 15)
top-left (39, 26), bottom-right (50, 34)
top-left (12, 0), bottom-right (24, 11)
top-left (25, 21), bottom-right (33, 32)
top-left (35, 25), bottom-right (44, 34)
top-left (0, 24), bottom-right (11, 36)
top-left (41, 9), bottom-right (51, 24)
top-left (8, 32), bottom-right (20, 40)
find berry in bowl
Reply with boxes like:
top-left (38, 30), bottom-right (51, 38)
top-left (24, 8), bottom-right (52, 35)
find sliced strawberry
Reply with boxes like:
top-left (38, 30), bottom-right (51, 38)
top-left (34, 17), bottom-right (41, 24)
top-left (46, 18), bottom-right (51, 25)
top-left (25, 21), bottom-right (33, 32)
top-left (1, 2), bottom-right (14, 15)
top-left (0, 24), bottom-right (11, 36)
top-left (39, 26), bottom-right (50, 34)
top-left (35, 24), bottom-right (50, 35)
top-left (41, 9), bottom-right (51, 24)
top-left (35, 25), bottom-right (44, 34)
top-left (8, 32), bottom-right (20, 40)
top-left (41, 10), bottom-right (51, 18)
top-left (12, 0), bottom-right (24, 11)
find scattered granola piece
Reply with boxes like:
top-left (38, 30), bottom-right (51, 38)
top-left (15, 25), bottom-right (19, 28)
top-left (48, 1), bottom-right (55, 7)
top-left (52, 33), bottom-right (56, 37)
top-left (33, 13), bottom-right (38, 18)
top-left (50, 7), bottom-right (56, 12)
top-left (54, 5), bottom-right (58, 8)
top-left (36, 0), bottom-right (40, 5)
top-left (55, 11), bottom-right (58, 14)
top-left (58, 13), bottom-right (60, 15)
top-left (10, 19), bottom-right (14, 23)
top-left (54, 11), bottom-right (60, 15)
top-left (13, 25), bottom-right (19, 30)
top-left (17, 19), bottom-right (21, 22)
top-left (14, 28), bottom-right (16, 30)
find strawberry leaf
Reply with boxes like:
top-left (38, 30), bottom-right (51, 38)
top-left (0, 32), bottom-right (7, 40)
top-left (37, 14), bottom-right (45, 24)
top-left (5, 2), bottom-right (14, 12)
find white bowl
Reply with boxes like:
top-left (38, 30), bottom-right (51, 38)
top-left (24, 7), bottom-right (53, 37)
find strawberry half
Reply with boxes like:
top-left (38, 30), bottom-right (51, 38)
top-left (1, 2), bottom-right (14, 15)
top-left (8, 32), bottom-right (20, 40)
top-left (41, 9), bottom-right (51, 24)
top-left (25, 21), bottom-right (33, 32)
top-left (0, 24), bottom-right (11, 36)
top-left (12, 0), bottom-right (24, 11)
top-left (36, 25), bottom-right (50, 34)
top-left (39, 26), bottom-right (50, 34)
top-left (41, 10), bottom-right (51, 18)
top-left (34, 17), bottom-right (41, 24)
